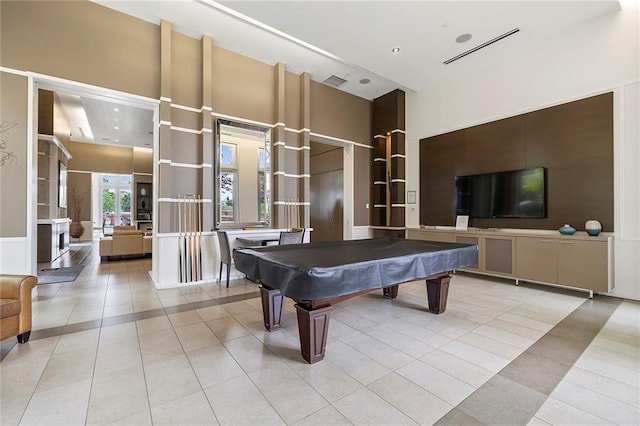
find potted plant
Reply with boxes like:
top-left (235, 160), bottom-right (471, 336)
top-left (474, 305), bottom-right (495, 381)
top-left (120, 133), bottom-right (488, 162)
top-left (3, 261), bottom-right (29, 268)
top-left (69, 187), bottom-right (85, 239)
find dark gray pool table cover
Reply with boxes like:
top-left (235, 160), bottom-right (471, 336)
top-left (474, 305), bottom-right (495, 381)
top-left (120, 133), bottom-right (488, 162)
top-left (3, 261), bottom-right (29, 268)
top-left (233, 238), bottom-right (478, 300)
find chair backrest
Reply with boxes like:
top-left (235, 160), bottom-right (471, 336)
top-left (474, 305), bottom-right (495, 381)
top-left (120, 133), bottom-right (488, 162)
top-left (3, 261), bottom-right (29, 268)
top-left (291, 227), bottom-right (306, 243)
top-left (217, 230), bottom-right (231, 263)
top-left (279, 230), bottom-right (304, 245)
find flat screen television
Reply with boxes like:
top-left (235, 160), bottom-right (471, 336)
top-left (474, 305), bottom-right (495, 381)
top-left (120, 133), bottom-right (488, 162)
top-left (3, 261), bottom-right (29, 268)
top-left (455, 167), bottom-right (546, 218)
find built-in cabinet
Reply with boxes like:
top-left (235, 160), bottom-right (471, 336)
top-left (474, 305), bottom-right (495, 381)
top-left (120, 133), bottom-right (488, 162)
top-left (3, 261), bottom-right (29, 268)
top-left (407, 228), bottom-right (612, 295)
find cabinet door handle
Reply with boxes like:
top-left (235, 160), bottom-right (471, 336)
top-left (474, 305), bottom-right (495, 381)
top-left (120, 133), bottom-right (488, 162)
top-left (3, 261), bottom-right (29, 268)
top-left (559, 241), bottom-right (574, 245)
top-left (541, 240), bottom-right (555, 243)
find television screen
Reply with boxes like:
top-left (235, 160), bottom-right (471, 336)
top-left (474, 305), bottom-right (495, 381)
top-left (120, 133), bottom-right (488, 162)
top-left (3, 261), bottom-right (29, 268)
top-left (455, 167), bottom-right (546, 218)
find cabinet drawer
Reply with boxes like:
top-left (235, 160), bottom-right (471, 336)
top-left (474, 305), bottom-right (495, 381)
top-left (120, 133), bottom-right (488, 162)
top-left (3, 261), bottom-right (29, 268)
top-left (485, 237), bottom-right (515, 276)
top-left (516, 237), bottom-right (557, 283)
top-left (557, 240), bottom-right (609, 291)
top-left (407, 229), bottom-right (455, 243)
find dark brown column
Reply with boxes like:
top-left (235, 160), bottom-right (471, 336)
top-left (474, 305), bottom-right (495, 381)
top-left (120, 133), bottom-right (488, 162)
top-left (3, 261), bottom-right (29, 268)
top-left (383, 284), bottom-right (399, 298)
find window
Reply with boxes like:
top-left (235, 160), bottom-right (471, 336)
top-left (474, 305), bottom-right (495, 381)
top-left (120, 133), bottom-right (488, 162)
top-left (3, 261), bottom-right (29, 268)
top-left (100, 174), bottom-right (132, 227)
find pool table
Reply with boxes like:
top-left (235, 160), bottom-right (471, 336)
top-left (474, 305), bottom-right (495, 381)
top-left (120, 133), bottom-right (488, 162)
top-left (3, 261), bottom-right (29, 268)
top-left (233, 238), bottom-right (478, 363)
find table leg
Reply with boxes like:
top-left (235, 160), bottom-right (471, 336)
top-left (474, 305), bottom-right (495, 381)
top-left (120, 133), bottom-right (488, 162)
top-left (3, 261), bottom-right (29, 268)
top-left (295, 303), bottom-right (332, 364)
top-left (383, 284), bottom-right (399, 299)
top-left (260, 285), bottom-right (285, 331)
top-left (425, 274), bottom-right (451, 314)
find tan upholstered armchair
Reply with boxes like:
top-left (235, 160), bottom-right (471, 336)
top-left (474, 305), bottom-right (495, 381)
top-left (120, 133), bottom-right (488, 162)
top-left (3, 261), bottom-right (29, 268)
top-left (0, 274), bottom-right (37, 343)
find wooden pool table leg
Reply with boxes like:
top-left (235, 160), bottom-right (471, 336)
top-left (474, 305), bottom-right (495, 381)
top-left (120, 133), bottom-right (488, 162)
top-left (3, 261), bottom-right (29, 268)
top-left (260, 285), bottom-right (285, 331)
top-left (425, 274), bottom-right (451, 314)
top-left (383, 284), bottom-right (399, 298)
top-left (295, 303), bottom-right (332, 364)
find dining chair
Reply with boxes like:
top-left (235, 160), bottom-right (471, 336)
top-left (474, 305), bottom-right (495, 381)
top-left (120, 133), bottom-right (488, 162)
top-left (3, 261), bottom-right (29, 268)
top-left (217, 230), bottom-right (231, 288)
top-left (291, 227), bottom-right (306, 243)
top-left (279, 230), bottom-right (304, 245)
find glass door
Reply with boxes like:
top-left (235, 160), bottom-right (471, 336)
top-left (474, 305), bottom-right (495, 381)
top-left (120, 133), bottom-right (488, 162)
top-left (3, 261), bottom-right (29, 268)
top-left (100, 174), bottom-right (132, 232)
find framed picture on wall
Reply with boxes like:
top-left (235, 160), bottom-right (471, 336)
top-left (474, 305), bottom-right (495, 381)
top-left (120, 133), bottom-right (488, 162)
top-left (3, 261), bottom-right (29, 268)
top-left (58, 161), bottom-right (67, 208)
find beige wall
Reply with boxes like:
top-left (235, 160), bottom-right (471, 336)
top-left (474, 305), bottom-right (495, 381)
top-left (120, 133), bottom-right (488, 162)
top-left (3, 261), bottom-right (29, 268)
top-left (0, 72), bottom-right (28, 237)
top-left (1, 1), bottom-right (160, 99)
top-left (1, 0), bottom-right (374, 235)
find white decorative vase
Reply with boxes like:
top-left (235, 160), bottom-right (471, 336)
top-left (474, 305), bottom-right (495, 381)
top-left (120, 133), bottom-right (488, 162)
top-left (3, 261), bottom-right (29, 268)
top-left (585, 220), bottom-right (602, 236)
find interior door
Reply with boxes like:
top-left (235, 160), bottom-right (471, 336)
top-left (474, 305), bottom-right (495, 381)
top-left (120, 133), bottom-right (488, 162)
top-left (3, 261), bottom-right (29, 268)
top-left (310, 143), bottom-right (343, 242)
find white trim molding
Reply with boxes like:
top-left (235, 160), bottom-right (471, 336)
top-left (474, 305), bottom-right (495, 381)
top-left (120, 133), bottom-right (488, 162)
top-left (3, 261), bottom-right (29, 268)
top-left (273, 171), bottom-right (310, 178)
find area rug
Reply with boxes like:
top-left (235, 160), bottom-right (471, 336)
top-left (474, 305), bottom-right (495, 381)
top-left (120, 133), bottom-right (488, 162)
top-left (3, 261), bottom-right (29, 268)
top-left (37, 266), bottom-right (84, 285)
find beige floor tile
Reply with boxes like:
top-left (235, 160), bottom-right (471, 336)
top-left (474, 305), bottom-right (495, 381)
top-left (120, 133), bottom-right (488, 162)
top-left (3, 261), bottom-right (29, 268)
top-left (366, 325), bottom-right (437, 359)
top-left (143, 354), bottom-right (202, 407)
top-left (368, 372), bottom-right (454, 425)
top-left (135, 315), bottom-right (172, 336)
top-left (0, 395), bottom-right (31, 425)
top-left (574, 352), bottom-right (640, 388)
top-left (421, 349), bottom-right (494, 388)
top-left (333, 387), bottom-right (418, 425)
top-left (20, 379), bottom-right (91, 426)
top-left (443, 337), bottom-right (515, 372)
top-left (94, 337), bottom-right (143, 376)
top-left (175, 322), bottom-right (221, 352)
top-left (196, 305), bottom-right (230, 321)
top-left (591, 336), bottom-right (640, 359)
top-left (150, 391), bottom-right (218, 425)
top-left (564, 367), bottom-right (640, 408)
top-left (168, 310), bottom-right (203, 327)
top-left (321, 340), bottom-right (391, 386)
top-left (341, 332), bottom-right (415, 369)
top-left (205, 316), bottom-right (251, 342)
top-left (86, 367), bottom-right (149, 425)
top-left (99, 322), bottom-right (138, 345)
top-left (186, 344), bottom-right (245, 389)
top-left (293, 405), bottom-right (351, 425)
top-left (472, 323), bottom-right (538, 350)
top-left (396, 360), bottom-right (476, 406)
top-left (222, 334), bottom-right (284, 374)
top-left (204, 375), bottom-right (285, 425)
top-left (288, 360), bottom-right (363, 403)
top-left (535, 397), bottom-right (614, 425)
top-left (53, 328), bottom-right (100, 355)
top-left (249, 363), bottom-right (328, 423)
top-left (498, 312), bottom-right (555, 333)
top-left (138, 328), bottom-right (184, 364)
top-left (550, 380), bottom-right (640, 424)
top-left (103, 409), bottom-right (152, 426)
top-left (35, 346), bottom-right (97, 392)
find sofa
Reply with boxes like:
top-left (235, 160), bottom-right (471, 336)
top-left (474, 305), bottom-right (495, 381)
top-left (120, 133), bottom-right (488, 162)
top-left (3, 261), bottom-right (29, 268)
top-left (0, 274), bottom-right (37, 343)
top-left (99, 226), bottom-right (152, 260)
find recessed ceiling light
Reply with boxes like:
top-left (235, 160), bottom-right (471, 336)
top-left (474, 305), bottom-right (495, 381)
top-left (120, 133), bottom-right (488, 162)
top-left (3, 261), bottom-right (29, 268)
top-left (391, 47), bottom-right (400, 53)
top-left (114, 126), bottom-right (119, 130)
top-left (113, 107), bottom-right (119, 112)
top-left (359, 78), bottom-right (370, 85)
top-left (115, 139), bottom-right (119, 142)
top-left (456, 33), bottom-right (473, 43)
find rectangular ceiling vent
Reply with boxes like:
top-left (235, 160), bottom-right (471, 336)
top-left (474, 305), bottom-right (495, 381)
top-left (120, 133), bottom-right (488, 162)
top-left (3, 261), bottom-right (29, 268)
top-left (444, 28), bottom-right (520, 65)
top-left (322, 74), bottom-right (348, 87)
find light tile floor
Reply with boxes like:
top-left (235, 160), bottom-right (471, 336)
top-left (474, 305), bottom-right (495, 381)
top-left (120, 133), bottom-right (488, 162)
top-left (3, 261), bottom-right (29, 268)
top-left (1, 257), bottom-right (639, 425)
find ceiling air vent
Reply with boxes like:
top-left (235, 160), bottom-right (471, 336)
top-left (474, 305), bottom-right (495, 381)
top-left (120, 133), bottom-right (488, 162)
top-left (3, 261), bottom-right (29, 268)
top-left (322, 75), bottom-right (347, 88)
top-left (444, 28), bottom-right (520, 65)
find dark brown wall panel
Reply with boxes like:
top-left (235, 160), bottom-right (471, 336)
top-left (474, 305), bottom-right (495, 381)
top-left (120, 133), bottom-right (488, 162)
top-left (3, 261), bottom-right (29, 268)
top-left (419, 93), bottom-right (613, 231)
top-left (372, 90), bottom-right (405, 135)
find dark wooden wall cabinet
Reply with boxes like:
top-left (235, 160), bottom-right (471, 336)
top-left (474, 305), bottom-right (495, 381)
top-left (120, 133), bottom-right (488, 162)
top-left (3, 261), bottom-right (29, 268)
top-left (419, 92), bottom-right (613, 231)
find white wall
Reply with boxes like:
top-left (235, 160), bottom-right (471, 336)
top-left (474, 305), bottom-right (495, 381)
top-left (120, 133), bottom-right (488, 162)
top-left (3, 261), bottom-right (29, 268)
top-left (406, 3), bottom-right (640, 299)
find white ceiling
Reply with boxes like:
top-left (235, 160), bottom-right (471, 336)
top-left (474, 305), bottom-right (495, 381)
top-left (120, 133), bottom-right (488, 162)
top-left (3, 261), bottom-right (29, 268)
top-left (67, 0), bottom-right (621, 148)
